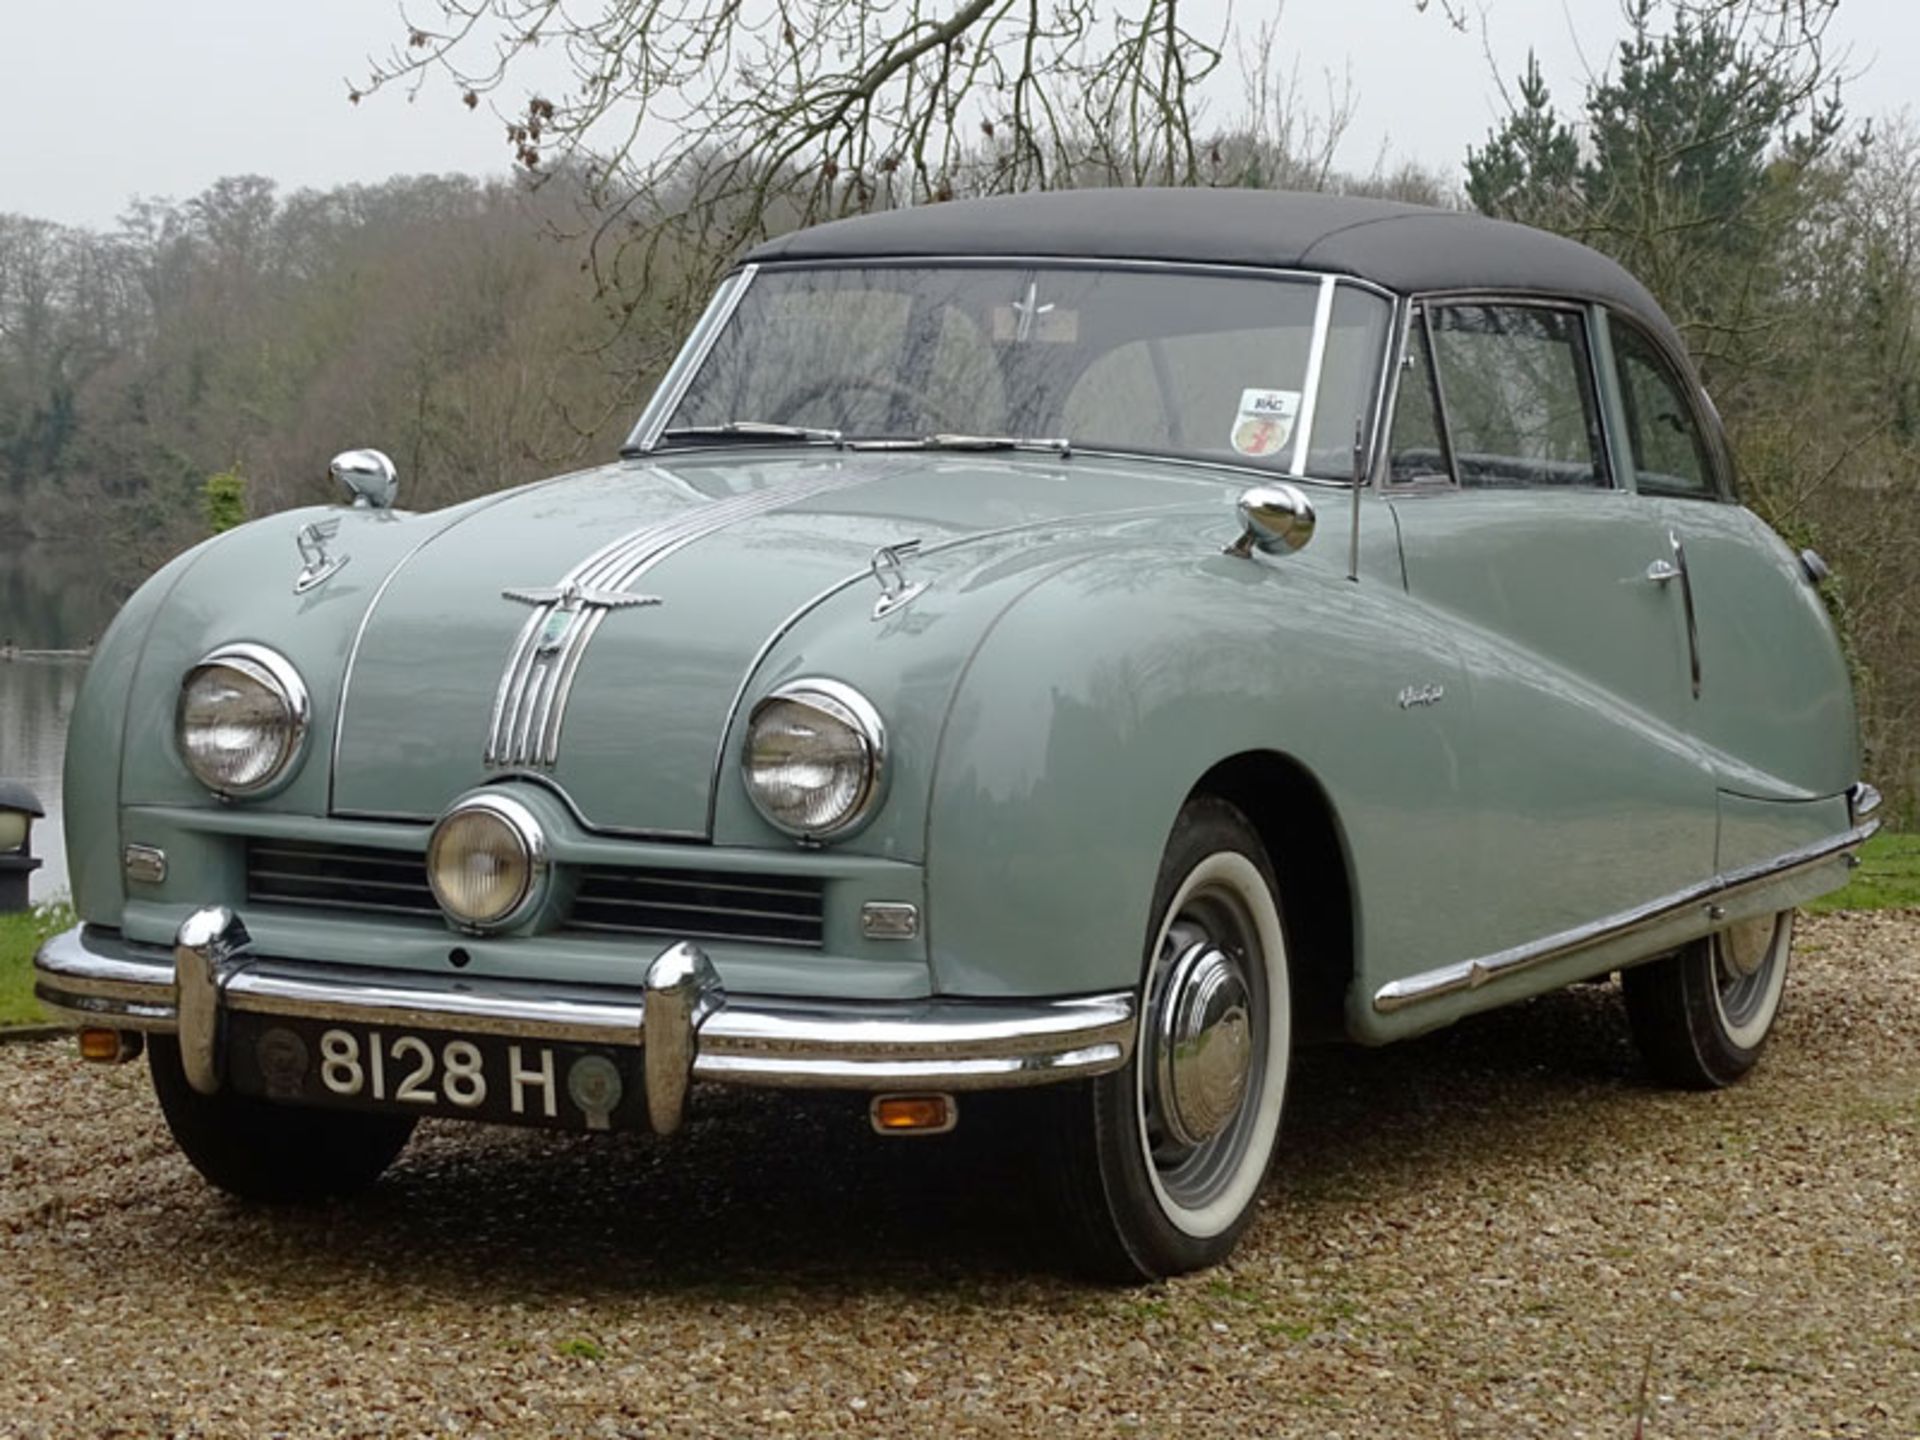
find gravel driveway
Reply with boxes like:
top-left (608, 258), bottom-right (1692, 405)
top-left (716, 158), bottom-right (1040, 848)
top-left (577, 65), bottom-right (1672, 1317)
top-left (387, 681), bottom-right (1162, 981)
top-left (3, 911), bottom-right (1915, 1438)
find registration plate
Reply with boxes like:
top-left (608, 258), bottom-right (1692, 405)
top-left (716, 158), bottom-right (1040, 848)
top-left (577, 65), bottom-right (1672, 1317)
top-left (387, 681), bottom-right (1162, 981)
top-left (225, 1015), bottom-right (647, 1132)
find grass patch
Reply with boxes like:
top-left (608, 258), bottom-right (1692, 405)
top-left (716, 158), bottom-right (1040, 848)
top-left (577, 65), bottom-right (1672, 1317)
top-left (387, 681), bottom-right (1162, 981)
top-left (0, 900), bottom-right (72, 1026)
top-left (1806, 831), bottom-right (1920, 913)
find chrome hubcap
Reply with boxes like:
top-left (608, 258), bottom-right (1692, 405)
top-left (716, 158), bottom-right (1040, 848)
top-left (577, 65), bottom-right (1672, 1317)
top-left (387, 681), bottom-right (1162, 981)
top-left (1154, 942), bottom-right (1253, 1148)
top-left (1720, 915), bottom-right (1774, 979)
top-left (1713, 912), bottom-right (1786, 1034)
top-left (1140, 877), bottom-right (1270, 1215)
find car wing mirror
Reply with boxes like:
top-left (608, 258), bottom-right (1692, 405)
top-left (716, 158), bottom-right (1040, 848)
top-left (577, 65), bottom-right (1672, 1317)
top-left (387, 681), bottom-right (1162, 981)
top-left (330, 449), bottom-right (399, 510)
top-left (1224, 484), bottom-right (1316, 558)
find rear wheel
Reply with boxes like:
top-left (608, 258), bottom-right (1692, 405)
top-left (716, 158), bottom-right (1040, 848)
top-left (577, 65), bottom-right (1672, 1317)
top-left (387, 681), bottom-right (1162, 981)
top-left (1052, 797), bottom-right (1291, 1281)
top-left (1622, 910), bottom-right (1793, 1089)
top-left (149, 1035), bottom-right (416, 1202)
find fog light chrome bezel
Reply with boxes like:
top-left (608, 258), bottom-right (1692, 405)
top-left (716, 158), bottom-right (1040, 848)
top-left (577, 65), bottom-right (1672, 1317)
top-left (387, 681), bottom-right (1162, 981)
top-left (426, 793), bottom-right (550, 934)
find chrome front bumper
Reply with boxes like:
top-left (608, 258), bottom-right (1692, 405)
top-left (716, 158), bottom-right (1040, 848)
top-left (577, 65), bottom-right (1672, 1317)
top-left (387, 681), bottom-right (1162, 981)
top-left (34, 910), bottom-right (1134, 1132)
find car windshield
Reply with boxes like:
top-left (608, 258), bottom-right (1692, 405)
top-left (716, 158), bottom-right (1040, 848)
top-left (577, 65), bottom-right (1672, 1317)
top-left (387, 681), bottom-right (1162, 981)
top-left (657, 264), bottom-right (1392, 480)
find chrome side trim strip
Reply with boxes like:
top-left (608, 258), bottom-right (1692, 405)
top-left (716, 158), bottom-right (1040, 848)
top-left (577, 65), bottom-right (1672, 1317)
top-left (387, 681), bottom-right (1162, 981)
top-left (1373, 821), bottom-right (1877, 1014)
top-left (1288, 275), bottom-right (1339, 479)
top-left (33, 923), bottom-right (1136, 1096)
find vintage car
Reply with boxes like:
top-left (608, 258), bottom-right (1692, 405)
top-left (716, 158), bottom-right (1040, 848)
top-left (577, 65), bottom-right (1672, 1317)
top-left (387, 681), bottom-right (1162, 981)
top-left (36, 189), bottom-right (1878, 1280)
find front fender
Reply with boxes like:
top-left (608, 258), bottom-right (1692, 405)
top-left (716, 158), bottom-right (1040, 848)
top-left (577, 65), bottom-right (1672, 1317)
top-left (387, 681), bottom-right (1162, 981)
top-left (116, 506), bottom-right (442, 819)
top-left (921, 545), bottom-right (1478, 1006)
top-left (62, 538), bottom-right (220, 923)
top-left (69, 494), bottom-right (505, 922)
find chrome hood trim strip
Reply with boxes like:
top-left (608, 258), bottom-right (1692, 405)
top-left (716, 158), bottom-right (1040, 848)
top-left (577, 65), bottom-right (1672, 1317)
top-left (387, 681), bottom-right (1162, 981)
top-left (484, 468), bottom-right (877, 770)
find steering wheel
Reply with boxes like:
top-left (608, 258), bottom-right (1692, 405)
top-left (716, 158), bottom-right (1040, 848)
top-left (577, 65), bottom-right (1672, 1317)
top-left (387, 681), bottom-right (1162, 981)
top-left (771, 372), bottom-right (957, 433)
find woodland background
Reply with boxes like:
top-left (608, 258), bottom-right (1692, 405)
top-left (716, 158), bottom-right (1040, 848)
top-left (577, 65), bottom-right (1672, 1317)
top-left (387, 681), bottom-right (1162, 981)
top-left (0, 0), bottom-right (1913, 816)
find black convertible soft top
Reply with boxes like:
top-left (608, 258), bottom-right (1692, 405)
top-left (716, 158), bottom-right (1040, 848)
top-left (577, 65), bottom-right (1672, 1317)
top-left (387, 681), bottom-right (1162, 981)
top-left (743, 188), bottom-right (1684, 353)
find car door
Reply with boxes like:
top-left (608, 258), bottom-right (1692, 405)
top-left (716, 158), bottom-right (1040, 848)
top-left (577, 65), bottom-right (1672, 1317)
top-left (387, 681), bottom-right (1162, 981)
top-left (1386, 300), bottom-right (1719, 963)
top-left (1601, 314), bottom-right (1860, 866)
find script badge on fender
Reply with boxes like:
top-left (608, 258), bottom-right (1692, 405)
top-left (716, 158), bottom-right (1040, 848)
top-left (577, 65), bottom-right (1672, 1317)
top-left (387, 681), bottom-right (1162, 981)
top-left (1397, 683), bottom-right (1447, 710)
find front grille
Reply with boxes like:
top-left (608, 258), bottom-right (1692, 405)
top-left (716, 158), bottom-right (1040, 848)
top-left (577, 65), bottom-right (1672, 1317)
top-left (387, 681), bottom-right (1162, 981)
top-left (247, 840), bottom-right (439, 918)
top-left (569, 868), bottom-right (825, 948)
top-left (245, 840), bottom-right (826, 948)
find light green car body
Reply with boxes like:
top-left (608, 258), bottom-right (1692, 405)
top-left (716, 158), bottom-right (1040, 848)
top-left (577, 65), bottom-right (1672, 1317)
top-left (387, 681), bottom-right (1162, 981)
top-left (54, 284), bottom-right (1866, 1050)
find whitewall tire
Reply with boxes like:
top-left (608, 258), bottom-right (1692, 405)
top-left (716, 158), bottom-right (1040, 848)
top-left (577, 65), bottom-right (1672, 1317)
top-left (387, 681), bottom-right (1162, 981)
top-left (1052, 796), bottom-right (1291, 1280)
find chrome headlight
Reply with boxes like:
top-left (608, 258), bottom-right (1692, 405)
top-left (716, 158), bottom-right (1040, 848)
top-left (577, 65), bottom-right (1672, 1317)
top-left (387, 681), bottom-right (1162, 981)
top-left (176, 644), bottom-right (310, 798)
top-left (742, 679), bottom-right (887, 841)
top-left (426, 794), bottom-right (547, 932)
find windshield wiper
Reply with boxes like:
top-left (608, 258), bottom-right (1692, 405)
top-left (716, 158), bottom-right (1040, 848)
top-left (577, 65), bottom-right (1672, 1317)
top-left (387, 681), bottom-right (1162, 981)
top-left (635, 421), bottom-right (845, 454)
top-left (847, 433), bottom-right (1073, 458)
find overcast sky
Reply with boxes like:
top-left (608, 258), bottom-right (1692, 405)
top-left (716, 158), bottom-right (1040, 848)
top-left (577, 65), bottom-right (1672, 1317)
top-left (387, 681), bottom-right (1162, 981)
top-left (8, 0), bottom-right (1915, 230)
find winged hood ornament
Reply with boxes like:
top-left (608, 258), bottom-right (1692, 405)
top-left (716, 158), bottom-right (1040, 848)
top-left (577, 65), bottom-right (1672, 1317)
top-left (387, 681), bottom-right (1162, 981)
top-left (293, 518), bottom-right (348, 594)
top-left (503, 579), bottom-right (662, 655)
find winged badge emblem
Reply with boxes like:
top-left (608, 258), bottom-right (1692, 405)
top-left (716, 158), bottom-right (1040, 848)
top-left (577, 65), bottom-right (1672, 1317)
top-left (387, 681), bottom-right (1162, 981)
top-left (503, 580), bottom-right (662, 654)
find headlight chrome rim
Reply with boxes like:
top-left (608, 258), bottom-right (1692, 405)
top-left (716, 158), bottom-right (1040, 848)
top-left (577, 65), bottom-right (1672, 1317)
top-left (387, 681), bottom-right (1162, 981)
top-left (176, 643), bottom-right (311, 799)
top-left (742, 678), bottom-right (888, 842)
top-left (425, 792), bottom-right (550, 934)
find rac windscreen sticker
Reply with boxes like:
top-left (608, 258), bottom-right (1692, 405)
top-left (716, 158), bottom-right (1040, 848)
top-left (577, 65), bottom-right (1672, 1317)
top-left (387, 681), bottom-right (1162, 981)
top-left (1231, 388), bottom-right (1300, 458)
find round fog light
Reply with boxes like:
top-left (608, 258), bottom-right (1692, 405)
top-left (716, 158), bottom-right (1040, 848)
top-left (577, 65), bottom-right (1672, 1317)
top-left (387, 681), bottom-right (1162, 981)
top-left (427, 795), bottom-right (546, 931)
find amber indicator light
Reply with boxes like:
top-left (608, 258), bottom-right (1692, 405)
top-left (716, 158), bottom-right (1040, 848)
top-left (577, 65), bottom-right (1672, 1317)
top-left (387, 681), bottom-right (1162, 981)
top-left (871, 1094), bottom-right (956, 1134)
top-left (78, 1029), bottom-right (132, 1063)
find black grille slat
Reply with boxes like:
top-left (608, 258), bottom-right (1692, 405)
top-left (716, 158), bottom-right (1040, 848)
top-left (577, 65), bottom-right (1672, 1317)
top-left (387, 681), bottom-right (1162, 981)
top-left (251, 844), bottom-right (415, 866)
top-left (247, 869), bottom-right (434, 895)
top-left (245, 840), bottom-right (437, 918)
top-left (565, 918), bottom-right (820, 948)
top-left (573, 895), bottom-right (816, 921)
top-left (244, 840), bottom-right (826, 947)
top-left (572, 867), bottom-right (824, 946)
top-left (576, 867), bottom-right (818, 897)
top-left (258, 893), bottom-right (445, 919)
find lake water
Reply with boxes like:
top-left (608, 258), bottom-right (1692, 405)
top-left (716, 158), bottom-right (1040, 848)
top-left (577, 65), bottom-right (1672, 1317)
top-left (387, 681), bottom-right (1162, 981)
top-left (0, 546), bottom-right (134, 904)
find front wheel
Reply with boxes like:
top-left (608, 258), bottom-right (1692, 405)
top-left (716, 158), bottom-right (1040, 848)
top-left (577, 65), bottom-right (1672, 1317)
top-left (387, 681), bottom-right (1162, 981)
top-left (1051, 797), bottom-right (1291, 1281)
top-left (149, 1035), bottom-right (417, 1202)
top-left (1622, 909), bottom-right (1793, 1090)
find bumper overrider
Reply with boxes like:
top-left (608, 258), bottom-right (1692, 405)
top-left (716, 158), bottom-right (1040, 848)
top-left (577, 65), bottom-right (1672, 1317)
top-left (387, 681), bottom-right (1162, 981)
top-left (33, 907), bottom-right (1135, 1133)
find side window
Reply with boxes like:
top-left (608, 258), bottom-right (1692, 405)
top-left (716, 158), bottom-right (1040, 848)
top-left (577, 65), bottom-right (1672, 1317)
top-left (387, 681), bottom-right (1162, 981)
top-left (1612, 322), bottom-right (1718, 498)
top-left (1427, 304), bottom-right (1609, 488)
top-left (1388, 308), bottom-right (1452, 484)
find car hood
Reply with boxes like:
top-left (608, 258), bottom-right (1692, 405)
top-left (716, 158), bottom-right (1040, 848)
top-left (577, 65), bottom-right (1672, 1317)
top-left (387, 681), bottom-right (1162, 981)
top-left (332, 449), bottom-right (1228, 832)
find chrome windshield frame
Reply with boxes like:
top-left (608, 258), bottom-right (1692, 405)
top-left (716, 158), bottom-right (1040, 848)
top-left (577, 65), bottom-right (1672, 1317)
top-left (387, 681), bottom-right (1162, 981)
top-left (1288, 276), bottom-right (1340, 478)
top-left (624, 256), bottom-right (1396, 480)
top-left (624, 264), bottom-right (760, 454)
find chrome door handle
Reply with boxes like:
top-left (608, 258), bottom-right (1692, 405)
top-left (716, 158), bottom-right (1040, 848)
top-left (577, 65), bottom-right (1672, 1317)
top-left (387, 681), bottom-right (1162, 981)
top-left (1644, 559), bottom-right (1681, 584)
